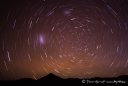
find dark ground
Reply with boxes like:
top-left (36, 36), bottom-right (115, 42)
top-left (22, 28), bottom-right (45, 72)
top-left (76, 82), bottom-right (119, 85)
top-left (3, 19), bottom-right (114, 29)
top-left (0, 73), bottom-right (128, 86)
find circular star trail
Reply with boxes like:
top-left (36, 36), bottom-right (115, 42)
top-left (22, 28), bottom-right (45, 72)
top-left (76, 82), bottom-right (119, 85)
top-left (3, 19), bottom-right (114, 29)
top-left (0, 0), bottom-right (128, 80)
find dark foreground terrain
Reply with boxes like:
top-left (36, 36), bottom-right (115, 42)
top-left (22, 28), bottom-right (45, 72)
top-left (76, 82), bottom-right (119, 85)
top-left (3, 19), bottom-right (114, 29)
top-left (0, 74), bottom-right (128, 86)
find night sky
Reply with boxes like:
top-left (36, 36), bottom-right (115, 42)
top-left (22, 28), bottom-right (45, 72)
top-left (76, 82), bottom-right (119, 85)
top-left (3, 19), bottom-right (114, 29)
top-left (0, 0), bottom-right (128, 80)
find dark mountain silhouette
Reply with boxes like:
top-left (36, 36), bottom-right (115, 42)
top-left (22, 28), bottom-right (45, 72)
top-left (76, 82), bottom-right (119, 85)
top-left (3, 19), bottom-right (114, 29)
top-left (0, 74), bottom-right (128, 86)
top-left (37, 73), bottom-right (81, 84)
top-left (15, 78), bottom-right (35, 84)
top-left (117, 75), bottom-right (128, 79)
top-left (38, 73), bottom-right (62, 81)
top-left (37, 73), bottom-right (64, 84)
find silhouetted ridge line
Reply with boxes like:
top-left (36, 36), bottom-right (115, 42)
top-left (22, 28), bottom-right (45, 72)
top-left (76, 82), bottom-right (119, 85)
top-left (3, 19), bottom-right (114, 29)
top-left (0, 75), bottom-right (128, 85)
top-left (37, 73), bottom-right (63, 84)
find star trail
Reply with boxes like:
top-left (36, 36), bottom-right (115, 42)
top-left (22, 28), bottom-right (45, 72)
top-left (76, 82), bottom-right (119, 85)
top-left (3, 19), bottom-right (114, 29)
top-left (0, 0), bottom-right (128, 80)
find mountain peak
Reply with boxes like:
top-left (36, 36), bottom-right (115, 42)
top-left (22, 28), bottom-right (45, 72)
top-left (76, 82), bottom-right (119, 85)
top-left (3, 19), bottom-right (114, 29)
top-left (38, 73), bottom-right (62, 81)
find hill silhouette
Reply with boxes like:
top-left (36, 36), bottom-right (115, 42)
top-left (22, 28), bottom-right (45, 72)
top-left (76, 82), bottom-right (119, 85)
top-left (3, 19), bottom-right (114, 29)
top-left (37, 73), bottom-right (64, 84)
top-left (0, 74), bottom-right (128, 85)
top-left (38, 73), bottom-right (62, 80)
top-left (37, 73), bottom-right (81, 84)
